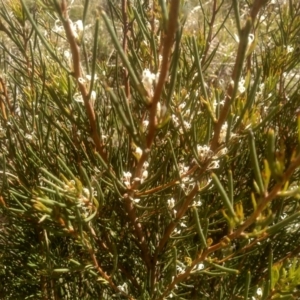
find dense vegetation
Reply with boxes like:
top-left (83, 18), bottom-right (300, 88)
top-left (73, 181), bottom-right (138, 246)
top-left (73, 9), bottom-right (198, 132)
top-left (1, 0), bottom-right (300, 299)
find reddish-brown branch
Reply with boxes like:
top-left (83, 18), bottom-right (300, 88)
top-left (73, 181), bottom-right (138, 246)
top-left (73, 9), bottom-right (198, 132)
top-left (60, 0), bottom-right (107, 163)
top-left (158, 151), bottom-right (300, 299)
top-left (133, 0), bottom-right (180, 182)
top-left (210, 0), bottom-right (268, 151)
top-left (135, 164), bottom-right (199, 196)
top-left (147, 0), bottom-right (179, 149)
top-left (155, 183), bottom-right (199, 255)
top-left (89, 249), bottom-right (134, 299)
top-left (228, 152), bottom-right (300, 240)
top-left (123, 194), bottom-right (152, 270)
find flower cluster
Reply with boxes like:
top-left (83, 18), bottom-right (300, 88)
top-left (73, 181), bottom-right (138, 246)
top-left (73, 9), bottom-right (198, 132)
top-left (219, 122), bottom-right (228, 144)
top-left (141, 68), bottom-right (159, 97)
top-left (123, 162), bottom-right (149, 189)
top-left (73, 74), bottom-right (98, 106)
top-left (197, 145), bottom-right (213, 161)
top-left (53, 19), bottom-right (84, 43)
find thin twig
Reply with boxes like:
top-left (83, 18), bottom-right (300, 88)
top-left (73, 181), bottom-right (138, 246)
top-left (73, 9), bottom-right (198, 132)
top-left (123, 193), bottom-right (152, 269)
top-left (122, 0), bottom-right (130, 100)
top-left (202, 0), bottom-right (218, 63)
top-left (159, 151), bottom-right (300, 300)
top-left (59, 0), bottom-right (107, 163)
top-left (0, 77), bottom-right (10, 119)
top-left (89, 249), bottom-right (134, 300)
top-left (133, 0), bottom-right (180, 182)
top-left (210, 0), bottom-right (269, 151)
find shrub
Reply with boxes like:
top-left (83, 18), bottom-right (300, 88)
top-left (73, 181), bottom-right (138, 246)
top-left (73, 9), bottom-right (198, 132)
top-left (1, 0), bottom-right (300, 299)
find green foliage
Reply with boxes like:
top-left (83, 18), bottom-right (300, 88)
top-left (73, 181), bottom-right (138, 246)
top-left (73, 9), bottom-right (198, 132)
top-left (0, 0), bottom-right (300, 299)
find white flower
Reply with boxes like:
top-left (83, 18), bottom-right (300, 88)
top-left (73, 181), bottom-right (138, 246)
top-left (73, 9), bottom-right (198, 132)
top-left (71, 20), bottom-right (83, 41)
top-left (193, 200), bottom-right (202, 207)
top-left (86, 74), bottom-right (99, 81)
top-left (168, 198), bottom-right (175, 209)
top-left (118, 282), bottom-right (128, 293)
top-left (142, 69), bottom-right (156, 96)
top-left (25, 133), bottom-right (33, 140)
top-left (183, 120), bottom-right (191, 130)
top-left (53, 20), bottom-right (64, 34)
top-left (141, 170), bottom-right (148, 183)
top-left (142, 120), bottom-right (149, 131)
top-left (123, 172), bottom-right (132, 188)
top-left (257, 287), bottom-right (262, 296)
top-left (238, 77), bottom-right (246, 94)
top-left (216, 147), bottom-right (228, 157)
top-left (78, 77), bottom-right (86, 84)
top-left (73, 93), bottom-right (83, 103)
top-left (82, 188), bottom-right (90, 198)
top-left (178, 163), bottom-right (189, 175)
top-left (286, 45), bottom-right (294, 53)
top-left (132, 198), bottom-right (140, 203)
top-left (64, 50), bottom-right (71, 59)
top-left (123, 172), bottom-right (132, 180)
top-left (176, 265), bottom-right (185, 274)
top-left (178, 101), bottom-right (186, 111)
top-left (197, 145), bottom-right (213, 160)
top-left (172, 114), bottom-right (180, 127)
top-left (209, 160), bottom-right (220, 169)
top-left (193, 263), bottom-right (204, 271)
top-left (90, 90), bottom-right (96, 106)
top-left (219, 122), bottom-right (228, 143)
top-left (135, 147), bottom-right (143, 158)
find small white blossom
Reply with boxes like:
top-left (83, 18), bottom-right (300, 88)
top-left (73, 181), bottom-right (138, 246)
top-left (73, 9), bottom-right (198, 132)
top-left (197, 145), bottom-right (213, 160)
top-left (168, 198), bottom-right (175, 209)
top-left (183, 120), bottom-right (191, 130)
top-left (123, 172), bottom-right (132, 188)
top-left (216, 147), bottom-right (228, 157)
top-left (238, 77), bottom-right (246, 94)
top-left (141, 170), bottom-right (148, 183)
top-left (209, 160), bottom-right (220, 169)
top-left (123, 172), bottom-right (132, 180)
top-left (176, 265), bottom-right (185, 274)
top-left (118, 282), bottom-right (128, 293)
top-left (178, 101), bottom-right (186, 111)
top-left (90, 90), bottom-right (96, 106)
top-left (193, 200), bottom-right (202, 207)
top-left (78, 77), bottom-right (86, 85)
top-left (143, 161), bottom-right (149, 170)
top-left (142, 120), bottom-right (149, 131)
top-left (73, 92), bottom-right (83, 103)
top-left (193, 263), bottom-right (204, 271)
top-left (219, 122), bottom-right (228, 143)
top-left (135, 147), bottom-right (143, 158)
top-left (71, 20), bottom-right (83, 41)
top-left (53, 20), bottom-right (64, 34)
top-left (82, 188), bottom-right (90, 198)
top-left (132, 198), bottom-right (140, 203)
top-left (257, 288), bottom-right (262, 296)
top-left (286, 45), bottom-right (294, 53)
top-left (142, 68), bottom-right (156, 96)
top-left (25, 133), bottom-right (33, 140)
top-left (178, 163), bottom-right (189, 175)
top-left (86, 74), bottom-right (99, 81)
top-left (172, 114), bottom-right (180, 127)
top-left (64, 50), bottom-right (71, 59)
